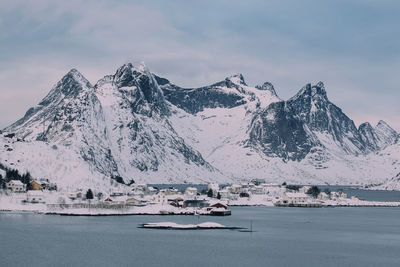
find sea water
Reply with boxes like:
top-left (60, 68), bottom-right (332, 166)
top-left (1, 206), bottom-right (399, 267)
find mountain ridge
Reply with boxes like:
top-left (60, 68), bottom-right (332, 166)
top-left (2, 62), bottom-right (399, 189)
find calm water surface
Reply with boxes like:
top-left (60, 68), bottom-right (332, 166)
top-left (1, 206), bottom-right (400, 267)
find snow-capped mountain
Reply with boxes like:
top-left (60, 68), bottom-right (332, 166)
top-left (2, 62), bottom-right (400, 189)
top-left (2, 63), bottom-right (225, 188)
top-left (160, 73), bottom-right (400, 184)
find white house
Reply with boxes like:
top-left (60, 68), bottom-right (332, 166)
top-left (218, 189), bottom-right (230, 199)
top-left (160, 188), bottom-right (179, 196)
top-left (229, 184), bottom-right (242, 194)
top-left (67, 191), bottom-right (82, 200)
top-left (299, 186), bottom-right (311, 193)
top-left (125, 198), bottom-right (142, 206)
top-left (331, 191), bottom-right (347, 199)
top-left (250, 178), bottom-right (266, 185)
top-left (185, 187), bottom-right (198, 197)
top-left (250, 186), bottom-right (264, 195)
top-left (317, 192), bottom-right (330, 200)
top-left (6, 180), bottom-right (26, 193)
top-left (27, 190), bottom-right (44, 203)
top-left (131, 183), bottom-right (148, 192)
top-left (260, 183), bottom-right (280, 188)
top-left (147, 186), bottom-right (158, 195)
top-left (280, 192), bottom-right (309, 205)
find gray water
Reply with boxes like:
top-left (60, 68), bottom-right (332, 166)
top-left (1, 207), bottom-right (400, 267)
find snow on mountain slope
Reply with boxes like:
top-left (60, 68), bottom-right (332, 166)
top-left (4, 69), bottom-right (119, 176)
top-left (168, 79), bottom-right (400, 185)
top-left (167, 74), bottom-right (281, 173)
top-left (367, 141), bottom-right (400, 190)
top-left (375, 173), bottom-right (400, 190)
top-left (0, 134), bottom-right (117, 192)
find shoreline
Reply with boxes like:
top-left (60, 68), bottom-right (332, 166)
top-left (1, 202), bottom-right (400, 217)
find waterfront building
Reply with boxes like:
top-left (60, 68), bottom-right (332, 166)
top-left (280, 192), bottom-right (309, 205)
top-left (26, 190), bottom-right (44, 203)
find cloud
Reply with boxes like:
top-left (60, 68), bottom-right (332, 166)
top-left (0, 0), bottom-right (399, 131)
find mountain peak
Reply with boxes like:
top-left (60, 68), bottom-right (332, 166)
top-left (290, 81), bottom-right (327, 101)
top-left (315, 81), bottom-right (325, 89)
top-left (377, 120), bottom-right (390, 128)
top-left (376, 120), bottom-right (398, 135)
top-left (63, 68), bottom-right (91, 87)
top-left (255, 82), bottom-right (278, 97)
top-left (113, 63), bottom-right (135, 87)
top-left (136, 61), bottom-right (148, 73)
top-left (226, 73), bottom-right (247, 86)
top-left (40, 68), bottom-right (92, 103)
top-left (359, 122), bottom-right (372, 130)
top-left (113, 62), bottom-right (153, 87)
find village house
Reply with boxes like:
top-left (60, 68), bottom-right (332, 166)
top-left (130, 183), bottom-right (148, 193)
top-left (331, 191), bottom-right (347, 199)
top-left (250, 186), bottom-right (264, 195)
top-left (6, 180), bottom-right (26, 193)
top-left (30, 181), bottom-right (42, 191)
top-left (67, 191), bottom-right (82, 200)
top-left (26, 190), bottom-right (44, 203)
top-left (183, 200), bottom-right (209, 208)
top-left (229, 184), bottom-right (242, 194)
top-left (259, 184), bottom-right (286, 197)
top-left (250, 178), bottom-right (266, 185)
top-left (218, 188), bottom-right (238, 200)
top-left (147, 186), bottom-right (158, 195)
top-left (160, 188), bottom-right (179, 196)
top-left (299, 186), bottom-right (311, 193)
top-left (317, 192), bottom-right (330, 200)
top-left (184, 187), bottom-right (198, 197)
top-left (169, 197), bottom-right (184, 207)
top-left (217, 189), bottom-right (230, 199)
top-left (240, 183), bottom-right (251, 190)
top-left (280, 192), bottom-right (310, 205)
top-left (39, 179), bottom-right (57, 191)
top-left (104, 197), bottom-right (113, 203)
top-left (260, 183), bottom-right (281, 188)
top-left (125, 198), bottom-right (144, 206)
top-left (110, 191), bottom-right (124, 197)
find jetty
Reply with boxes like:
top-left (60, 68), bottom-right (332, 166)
top-left (139, 222), bottom-right (244, 230)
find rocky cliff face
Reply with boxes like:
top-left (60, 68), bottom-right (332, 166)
top-left (359, 120), bottom-right (399, 151)
top-left (247, 82), bottom-right (370, 161)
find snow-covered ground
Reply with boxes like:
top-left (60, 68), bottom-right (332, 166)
top-left (1, 186), bottom-right (399, 217)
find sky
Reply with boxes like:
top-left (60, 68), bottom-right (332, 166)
top-left (0, 0), bottom-right (399, 131)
